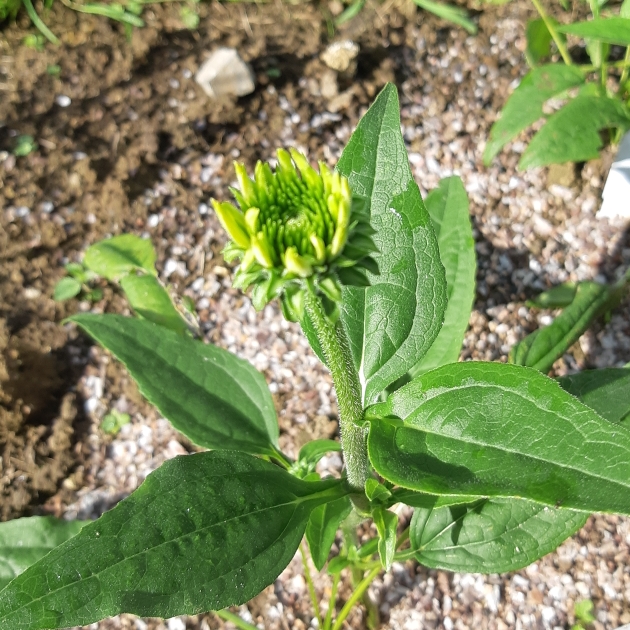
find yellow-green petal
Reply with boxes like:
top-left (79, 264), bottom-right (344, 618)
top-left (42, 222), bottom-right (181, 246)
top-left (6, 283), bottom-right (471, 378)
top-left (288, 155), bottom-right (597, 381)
top-left (310, 233), bottom-right (326, 263)
top-left (212, 200), bottom-right (250, 249)
top-left (252, 233), bottom-right (274, 268)
top-left (244, 207), bottom-right (260, 234)
top-left (284, 246), bottom-right (313, 278)
top-left (234, 162), bottom-right (258, 206)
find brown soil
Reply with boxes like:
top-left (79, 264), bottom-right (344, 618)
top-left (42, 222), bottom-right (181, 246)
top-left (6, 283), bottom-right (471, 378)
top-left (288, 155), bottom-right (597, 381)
top-left (0, 0), bottom-right (499, 521)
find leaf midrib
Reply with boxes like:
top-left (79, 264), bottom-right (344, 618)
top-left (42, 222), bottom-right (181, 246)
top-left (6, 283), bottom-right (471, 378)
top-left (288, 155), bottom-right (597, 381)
top-left (77, 317), bottom-right (274, 449)
top-left (398, 381), bottom-right (630, 490)
top-left (0, 474), bottom-right (341, 621)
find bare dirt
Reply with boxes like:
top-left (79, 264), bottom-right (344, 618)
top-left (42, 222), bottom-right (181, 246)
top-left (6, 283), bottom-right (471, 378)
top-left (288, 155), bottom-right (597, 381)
top-left (0, 0), bottom-right (498, 522)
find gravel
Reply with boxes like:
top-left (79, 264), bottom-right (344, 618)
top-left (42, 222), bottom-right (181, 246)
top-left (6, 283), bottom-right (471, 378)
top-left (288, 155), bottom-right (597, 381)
top-left (57, 4), bottom-right (630, 630)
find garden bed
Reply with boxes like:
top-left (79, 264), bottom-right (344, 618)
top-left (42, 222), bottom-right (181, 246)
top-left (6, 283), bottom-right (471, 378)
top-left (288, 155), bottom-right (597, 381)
top-left (1, 0), bottom-right (630, 627)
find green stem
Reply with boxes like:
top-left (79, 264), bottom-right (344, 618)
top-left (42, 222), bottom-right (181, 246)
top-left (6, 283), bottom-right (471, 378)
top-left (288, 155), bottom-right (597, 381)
top-left (323, 572), bottom-right (340, 630)
top-left (300, 543), bottom-right (323, 629)
top-left (529, 0), bottom-right (572, 66)
top-left (303, 282), bottom-right (368, 490)
top-left (620, 47), bottom-right (630, 97)
top-left (331, 567), bottom-right (381, 630)
top-left (21, 0), bottom-right (60, 44)
top-left (270, 447), bottom-right (293, 470)
top-left (215, 609), bottom-right (260, 630)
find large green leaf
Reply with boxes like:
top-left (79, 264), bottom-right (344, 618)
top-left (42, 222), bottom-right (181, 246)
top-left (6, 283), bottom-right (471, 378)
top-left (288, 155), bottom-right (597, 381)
top-left (510, 281), bottom-right (610, 373)
top-left (410, 497), bottom-right (588, 573)
top-left (559, 368), bottom-right (630, 425)
top-left (305, 495), bottom-right (352, 570)
top-left (483, 65), bottom-right (586, 165)
top-left (336, 83), bottom-right (447, 406)
top-left (119, 274), bottom-right (189, 335)
top-left (71, 314), bottom-right (279, 455)
top-left (366, 362), bottom-right (630, 515)
top-left (83, 234), bottom-right (157, 281)
top-left (0, 452), bottom-right (347, 629)
top-left (0, 517), bottom-right (85, 591)
top-left (408, 177), bottom-right (475, 378)
top-left (520, 95), bottom-right (630, 168)
top-left (558, 17), bottom-right (630, 45)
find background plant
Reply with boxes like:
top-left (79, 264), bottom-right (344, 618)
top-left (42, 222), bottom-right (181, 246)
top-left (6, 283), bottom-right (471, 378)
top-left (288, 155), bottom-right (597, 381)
top-left (484, 0), bottom-right (630, 168)
top-left (0, 0), bottom-right (200, 44)
top-left (1, 84), bottom-right (630, 630)
top-left (54, 233), bottom-right (199, 335)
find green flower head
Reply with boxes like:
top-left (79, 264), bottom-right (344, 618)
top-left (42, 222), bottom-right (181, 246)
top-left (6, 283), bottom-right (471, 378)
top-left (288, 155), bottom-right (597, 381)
top-left (212, 149), bottom-right (378, 321)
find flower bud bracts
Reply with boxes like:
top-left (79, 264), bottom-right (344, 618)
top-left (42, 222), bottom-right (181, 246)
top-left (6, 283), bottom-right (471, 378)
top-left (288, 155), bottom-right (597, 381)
top-left (212, 149), bottom-right (378, 321)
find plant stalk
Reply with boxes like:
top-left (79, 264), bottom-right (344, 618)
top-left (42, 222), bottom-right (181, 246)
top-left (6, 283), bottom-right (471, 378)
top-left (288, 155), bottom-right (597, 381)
top-left (323, 572), bottom-right (340, 630)
top-left (303, 283), bottom-right (369, 490)
top-left (619, 47), bottom-right (630, 97)
top-left (21, 0), bottom-right (60, 44)
top-left (529, 0), bottom-right (572, 66)
top-left (300, 543), bottom-right (323, 629)
top-left (331, 567), bottom-right (381, 630)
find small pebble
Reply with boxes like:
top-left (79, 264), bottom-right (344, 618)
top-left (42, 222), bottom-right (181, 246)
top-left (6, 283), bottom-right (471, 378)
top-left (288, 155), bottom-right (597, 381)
top-left (55, 95), bottom-right (71, 107)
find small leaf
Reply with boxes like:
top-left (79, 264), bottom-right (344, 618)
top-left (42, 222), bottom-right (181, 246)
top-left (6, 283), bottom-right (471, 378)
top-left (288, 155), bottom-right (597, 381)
top-left (83, 234), bottom-right (156, 281)
top-left (510, 281), bottom-right (610, 373)
top-left (120, 274), bottom-right (190, 335)
top-left (306, 496), bottom-right (353, 570)
top-left (408, 176), bottom-right (475, 378)
top-left (520, 95), bottom-right (630, 169)
top-left (0, 517), bottom-right (85, 591)
top-left (573, 599), bottom-right (596, 623)
top-left (100, 410), bottom-right (131, 435)
top-left (483, 64), bottom-right (586, 165)
top-left (558, 368), bottom-right (630, 425)
top-left (558, 17), bottom-right (630, 45)
top-left (327, 556), bottom-right (350, 574)
top-left (71, 314), bottom-right (279, 455)
top-left (585, 38), bottom-right (609, 68)
top-left (298, 439), bottom-right (342, 463)
top-left (293, 439), bottom-right (343, 478)
top-left (410, 497), bottom-right (588, 573)
top-left (0, 452), bottom-right (347, 629)
top-left (365, 478), bottom-right (392, 503)
top-left (526, 18), bottom-right (556, 65)
top-left (373, 507), bottom-right (398, 570)
top-left (53, 277), bottom-right (81, 301)
top-left (367, 361), bottom-right (630, 515)
top-left (336, 83), bottom-right (447, 406)
top-left (527, 282), bottom-right (577, 308)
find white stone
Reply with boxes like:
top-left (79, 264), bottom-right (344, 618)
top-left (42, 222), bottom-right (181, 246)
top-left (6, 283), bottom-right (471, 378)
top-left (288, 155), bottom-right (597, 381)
top-left (321, 40), bottom-right (359, 73)
top-left (56, 95), bottom-right (71, 107)
top-left (599, 131), bottom-right (630, 219)
top-left (166, 618), bottom-right (186, 630)
top-left (195, 48), bottom-right (255, 98)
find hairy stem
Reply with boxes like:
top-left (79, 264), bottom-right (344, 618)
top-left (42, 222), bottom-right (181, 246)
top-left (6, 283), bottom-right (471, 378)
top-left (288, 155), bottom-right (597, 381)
top-left (304, 283), bottom-right (369, 490)
top-left (529, 0), bottom-right (572, 66)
